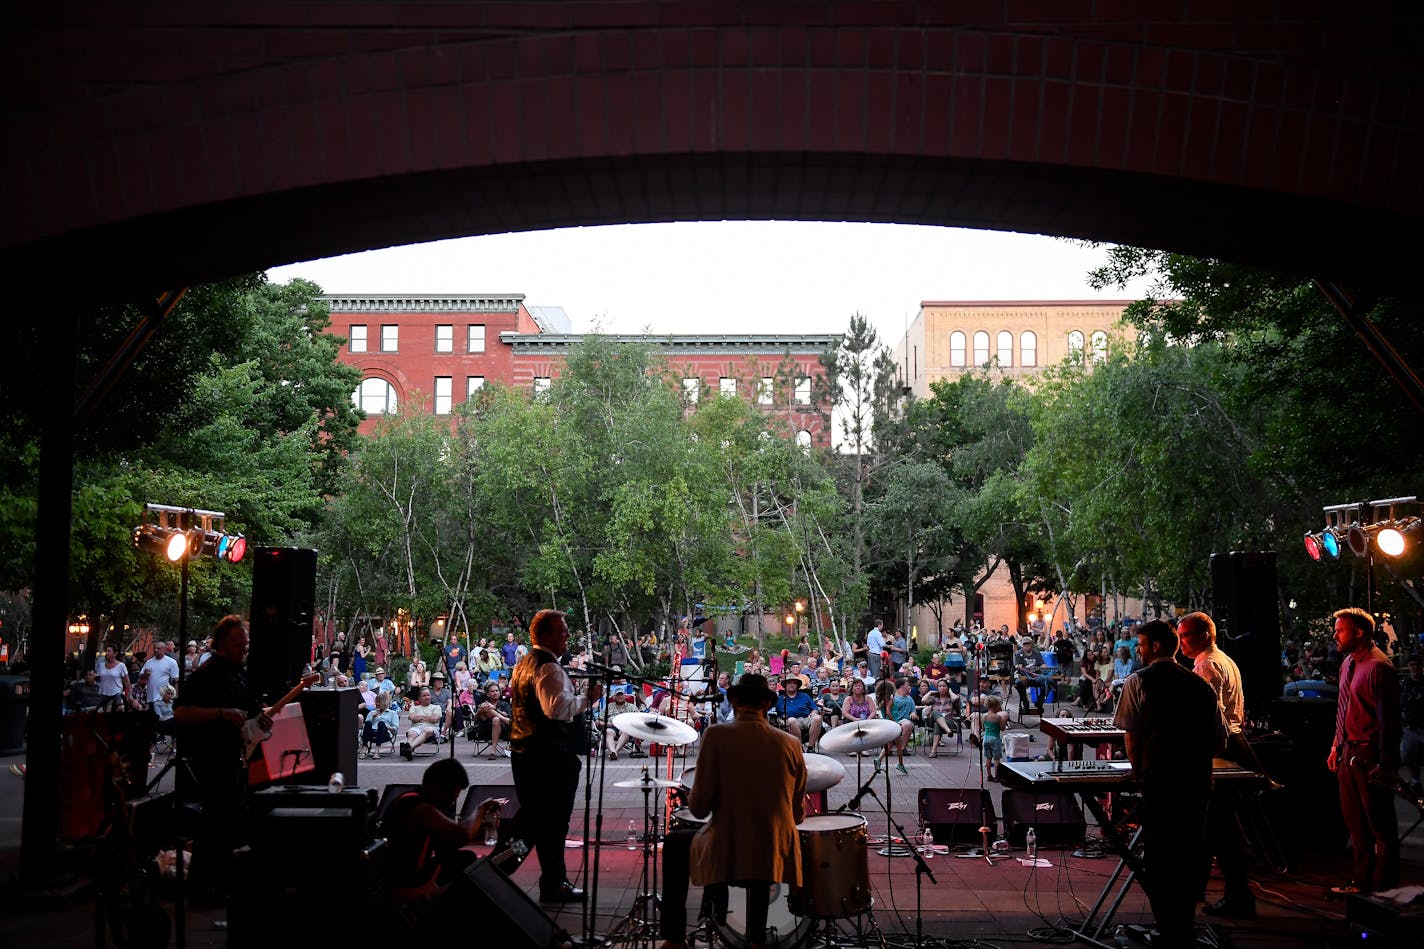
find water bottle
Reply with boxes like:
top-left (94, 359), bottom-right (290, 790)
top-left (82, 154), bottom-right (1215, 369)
top-left (484, 810), bottom-right (499, 847)
top-left (921, 826), bottom-right (935, 859)
top-left (626, 820), bottom-right (638, 851)
top-left (1113, 924), bottom-right (1129, 949)
top-left (1025, 826), bottom-right (1037, 861)
top-left (327, 771), bottom-right (344, 794)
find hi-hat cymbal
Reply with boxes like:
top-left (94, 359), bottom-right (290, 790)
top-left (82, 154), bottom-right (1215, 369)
top-left (613, 776), bottom-right (684, 789)
top-left (818, 718), bottom-right (901, 754)
top-left (803, 753), bottom-right (847, 792)
top-left (612, 711), bottom-right (698, 746)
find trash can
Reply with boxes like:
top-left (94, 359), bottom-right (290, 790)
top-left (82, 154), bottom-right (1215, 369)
top-left (0, 674), bottom-right (29, 755)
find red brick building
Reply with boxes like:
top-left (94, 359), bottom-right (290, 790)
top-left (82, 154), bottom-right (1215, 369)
top-left (322, 293), bottom-right (835, 446)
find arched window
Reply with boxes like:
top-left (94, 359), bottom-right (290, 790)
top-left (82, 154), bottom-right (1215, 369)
top-left (795, 430), bottom-right (813, 451)
top-left (973, 331), bottom-right (990, 366)
top-left (996, 330), bottom-right (1013, 367)
top-left (353, 377), bottom-right (397, 415)
top-left (1067, 330), bottom-right (1085, 355)
top-left (949, 331), bottom-right (966, 367)
top-left (1091, 330), bottom-right (1108, 362)
top-left (1020, 331), bottom-right (1037, 367)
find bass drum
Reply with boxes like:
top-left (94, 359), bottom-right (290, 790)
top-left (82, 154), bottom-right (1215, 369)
top-left (712, 883), bottom-right (812, 949)
top-left (788, 814), bottom-right (872, 918)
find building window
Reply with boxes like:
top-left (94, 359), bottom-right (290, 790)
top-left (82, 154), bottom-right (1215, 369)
top-left (349, 324), bottom-right (368, 353)
top-left (973, 331), bottom-right (989, 366)
top-left (1068, 330), bottom-right (1085, 355)
top-left (1091, 330), bottom-right (1108, 362)
top-left (381, 325), bottom-right (399, 352)
top-left (533, 376), bottom-right (551, 395)
top-left (949, 331), bottom-right (966, 367)
top-left (719, 377), bottom-right (736, 397)
top-left (1020, 331), bottom-right (1037, 367)
top-left (996, 330), bottom-right (1013, 367)
top-left (794, 377), bottom-right (812, 404)
top-left (683, 378), bottom-right (700, 405)
top-left (795, 430), bottom-right (812, 450)
top-left (468, 324), bottom-right (486, 353)
top-left (433, 376), bottom-right (452, 415)
top-left (435, 324), bottom-right (453, 353)
top-left (467, 376), bottom-right (485, 400)
top-left (758, 377), bottom-right (774, 405)
top-left (353, 378), bottom-right (397, 415)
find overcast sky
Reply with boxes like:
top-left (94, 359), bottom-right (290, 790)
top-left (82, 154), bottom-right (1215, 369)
top-left (266, 221), bottom-right (1154, 347)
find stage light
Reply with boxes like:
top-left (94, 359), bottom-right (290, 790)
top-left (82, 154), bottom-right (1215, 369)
top-left (224, 534), bottom-right (246, 563)
top-left (165, 530), bottom-right (189, 561)
top-left (1347, 523), bottom-right (1379, 559)
top-left (1303, 533), bottom-right (1324, 561)
top-left (201, 530), bottom-right (248, 563)
top-left (1377, 517), bottom-right (1422, 558)
top-left (1322, 527), bottom-right (1341, 558)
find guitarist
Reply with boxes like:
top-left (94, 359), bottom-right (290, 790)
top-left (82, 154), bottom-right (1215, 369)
top-left (172, 614), bottom-right (273, 907)
top-left (379, 757), bottom-right (506, 937)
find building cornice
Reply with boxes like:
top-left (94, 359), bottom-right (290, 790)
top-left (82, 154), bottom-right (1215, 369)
top-left (320, 293), bottom-right (525, 313)
top-left (918, 299), bottom-right (1141, 308)
top-left (499, 333), bottom-right (840, 354)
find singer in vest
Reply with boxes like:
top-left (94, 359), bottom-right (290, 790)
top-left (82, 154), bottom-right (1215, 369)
top-left (1327, 607), bottom-right (1401, 894)
top-left (509, 608), bottom-right (601, 902)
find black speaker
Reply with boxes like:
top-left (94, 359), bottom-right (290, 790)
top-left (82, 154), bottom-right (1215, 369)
top-left (248, 545), bottom-right (317, 704)
top-left (297, 686), bottom-right (359, 786)
top-left (1000, 788), bottom-right (1087, 846)
top-left (432, 857), bottom-right (564, 947)
top-left (1210, 550), bottom-right (1282, 720)
top-left (918, 787), bottom-right (996, 845)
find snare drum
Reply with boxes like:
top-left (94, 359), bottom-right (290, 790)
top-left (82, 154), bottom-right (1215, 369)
top-left (789, 814), bottom-right (872, 918)
top-left (670, 807), bottom-right (709, 832)
top-left (712, 883), bottom-right (812, 949)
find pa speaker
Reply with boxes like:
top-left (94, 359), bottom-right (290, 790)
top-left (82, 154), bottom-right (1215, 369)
top-left (1001, 788), bottom-right (1086, 847)
top-left (248, 545), bottom-right (317, 704)
top-left (918, 787), bottom-right (996, 845)
top-left (1210, 550), bottom-right (1282, 720)
top-left (297, 686), bottom-right (359, 786)
top-left (432, 857), bottom-right (564, 947)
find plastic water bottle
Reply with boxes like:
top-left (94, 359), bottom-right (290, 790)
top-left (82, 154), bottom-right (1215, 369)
top-left (626, 820), bottom-right (638, 851)
top-left (921, 826), bottom-right (935, 859)
top-left (1025, 826), bottom-right (1037, 861)
top-left (327, 771), bottom-right (344, 794)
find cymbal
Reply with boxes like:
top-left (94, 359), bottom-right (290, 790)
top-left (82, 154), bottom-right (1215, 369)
top-left (679, 766), bottom-right (697, 788)
top-left (803, 753), bottom-right (847, 792)
top-left (818, 718), bottom-right (901, 754)
top-left (612, 711), bottom-right (698, 746)
top-left (613, 776), bottom-right (684, 789)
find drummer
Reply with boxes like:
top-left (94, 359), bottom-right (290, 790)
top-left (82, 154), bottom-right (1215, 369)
top-left (659, 674), bottom-right (807, 949)
top-left (774, 673), bottom-right (824, 750)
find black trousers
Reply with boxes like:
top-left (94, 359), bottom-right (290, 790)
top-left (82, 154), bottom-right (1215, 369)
top-left (511, 749), bottom-right (581, 893)
top-left (1142, 778), bottom-right (1209, 948)
top-left (186, 756), bottom-right (246, 894)
top-left (660, 827), bottom-right (768, 943)
top-left (1202, 732), bottom-right (1257, 902)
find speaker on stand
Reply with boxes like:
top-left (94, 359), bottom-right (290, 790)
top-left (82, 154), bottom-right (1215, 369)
top-left (1210, 551), bottom-right (1283, 722)
top-left (247, 546), bottom-right (317, 705)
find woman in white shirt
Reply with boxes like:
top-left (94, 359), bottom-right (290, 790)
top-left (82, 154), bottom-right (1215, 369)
top-left (95, 645), bottom-right (132, 709)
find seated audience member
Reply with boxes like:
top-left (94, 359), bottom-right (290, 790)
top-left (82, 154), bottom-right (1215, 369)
top-left (603, 686), bottom-right (643, 758)
top-left (816, 679), bottom-right (845, 731)
top-left (467, 681), bottom-right (512, 758)
top-left (773, 674), bottom-right (823, 749)
top-left (840, 678), bottom-right (877, 724)
top-left (362, 691), bottom-right (400, 757)
top-left (1013, 638), bottom-right (1051, 714)
top-left (923, 678), bottom-right (961, 757)
top-left (371, 666), bottom-right (397, 697)
top-left (401, 687), bottom-right (447, 760)
top-left (875, 678), bottom-right (918, 774)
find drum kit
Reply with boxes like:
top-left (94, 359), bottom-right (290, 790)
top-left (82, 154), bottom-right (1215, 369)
top-left (600, 712), bottom-right (909, 949)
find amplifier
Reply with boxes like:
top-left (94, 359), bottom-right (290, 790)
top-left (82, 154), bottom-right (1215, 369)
top-left (1001, 788), bottom-right (1086, 847)
top-left (918, 787), bottom-right (996, 844)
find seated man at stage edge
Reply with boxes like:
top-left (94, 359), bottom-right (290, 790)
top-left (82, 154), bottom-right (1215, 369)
top-left (773, 673), bottom-right (823, 749)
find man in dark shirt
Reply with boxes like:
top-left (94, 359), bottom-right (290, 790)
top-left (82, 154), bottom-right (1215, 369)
top-left (172, 614), bottom-right (271, 904)
top-left (510, 609), bottom-right (600, 902)
top-left (1114, 620), bottom-right (1225, 949)
top-left (442, 637), bottom-right (467, 681)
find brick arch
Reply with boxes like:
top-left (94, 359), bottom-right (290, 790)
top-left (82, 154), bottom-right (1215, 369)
top-left (3, 4), bottom-right (1420, 301)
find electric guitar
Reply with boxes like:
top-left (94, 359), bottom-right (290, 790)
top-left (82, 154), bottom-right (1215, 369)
top-left (242, 672), bottom-right (320, 762)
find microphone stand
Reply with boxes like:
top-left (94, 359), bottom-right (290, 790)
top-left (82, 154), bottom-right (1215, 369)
top-left (962, 641), bottom-right (1000, 865)
top-left (842, 778), bottom-right (938, 948)
top-left (580, 660), bottom-right (620, 949)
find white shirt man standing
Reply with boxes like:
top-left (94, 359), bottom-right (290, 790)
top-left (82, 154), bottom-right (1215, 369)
top-left (866, 620), bottom-right (887, 679)
top-left (140, 641), bottom-right (180, 705)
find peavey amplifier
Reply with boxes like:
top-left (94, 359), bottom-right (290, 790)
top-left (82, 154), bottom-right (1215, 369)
top-left (918, 787), bottom-right (997, 845)
top-left (1001, 788), bottom-right (1086, 847)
